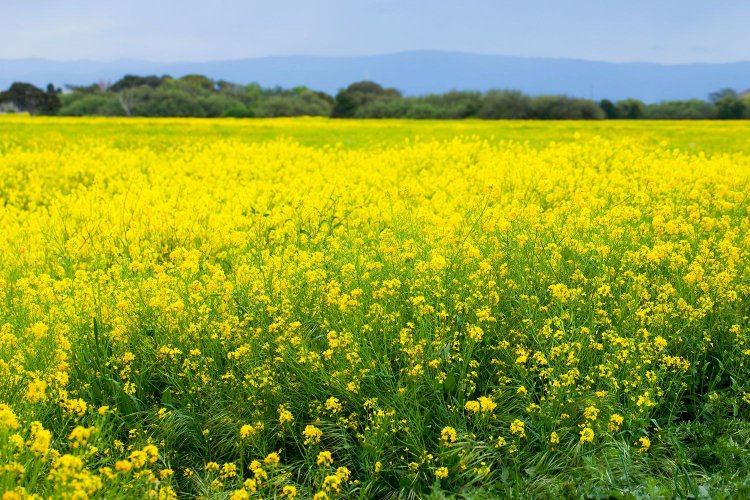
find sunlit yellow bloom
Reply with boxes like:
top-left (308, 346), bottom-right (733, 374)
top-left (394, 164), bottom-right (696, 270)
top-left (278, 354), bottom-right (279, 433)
top-left (317, 451), bottom-right (334, 467)
top-left (441, 426), bottom-right (458, 444)
top-left (464, 401), bottom-right (480, 413)
top-left (478, 396), bottom-right (497, 412)
top-left (549, 432), bottom-right (560, 446)
top-left (579, 427), bottom-right (595, 444)
top-left (25, 379), bottom-right (47, 403)
top-left (303, 424), bottom-right (323, 445)
top-left (637, 436), bottom-right (651, 452)
top-left (29, 422), bottom-right (52, 456)
top-left (608, 414), bottom-right (624, 432)
top-left (278, 405), bottom-right (294, 425)
top-left (0, 404), bottom-right (20, 430)
top-left (240, 424), bottom-right (256, 440)
top-left (583, 406), bottom-right (599, 421)
top-left (510, 419), bottom-right (526, 438)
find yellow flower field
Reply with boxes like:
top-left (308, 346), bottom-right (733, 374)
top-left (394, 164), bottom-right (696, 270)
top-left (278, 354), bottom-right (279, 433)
top-left (1, 116), bottom-right (750, 498)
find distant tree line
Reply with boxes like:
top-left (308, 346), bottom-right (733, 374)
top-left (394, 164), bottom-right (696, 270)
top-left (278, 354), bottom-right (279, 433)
top-left (1, 75), bottom-right (749, 119)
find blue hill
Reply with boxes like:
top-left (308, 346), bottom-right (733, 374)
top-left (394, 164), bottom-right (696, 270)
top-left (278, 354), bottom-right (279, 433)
top-left (2, 51), bottom-right (750, 103)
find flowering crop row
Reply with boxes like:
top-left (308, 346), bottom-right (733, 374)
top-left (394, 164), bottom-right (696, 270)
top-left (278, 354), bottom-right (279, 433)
top-left (1, 117), bottom-right (749, 498)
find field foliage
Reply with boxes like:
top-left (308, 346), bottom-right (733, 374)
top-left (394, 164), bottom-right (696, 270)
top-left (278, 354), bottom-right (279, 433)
top-left (1, 117), bottom-right (750, 498)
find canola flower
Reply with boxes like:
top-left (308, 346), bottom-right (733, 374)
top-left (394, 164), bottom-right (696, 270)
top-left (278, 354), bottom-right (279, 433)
top-left (441, 426), bottom-right (458, 444)
top-left (316, 451), bottom-right (334, 467)
top-left (579, 426), bottom-right (595, 444)
top-left (303, 424), bottom-right (323, 445)
top-left (0, 116), bottom-right (750, 497)
top-left (637, 436), bottom-right (651, 453)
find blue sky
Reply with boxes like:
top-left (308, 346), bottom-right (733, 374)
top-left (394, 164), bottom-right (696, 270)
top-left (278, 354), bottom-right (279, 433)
top-left (2, 0), bottom-right (748, 63)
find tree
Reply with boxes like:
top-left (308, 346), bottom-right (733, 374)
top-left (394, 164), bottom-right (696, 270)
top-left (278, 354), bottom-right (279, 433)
top-left (176, 74), bottom-right (216, 94)
top-left (256, 92), bottom-right (334, 117)
top-left (354, 99), bottom-right (408, 118)
top-left (709, 88), bottom-right (738, 103)
top-left (217, 80), bottom-right (241, 94)
top-left (332, 81), bottom-right (401, 118)
top-left (599, 99), bottom-right (620, 119)
top-left (644, 100), bottom-right (717, 119)
top-left (117, 88), bottom-right (138, 117)
top-left (65, 83), bottom-right (104, 94)
top-left (130, 87), bottom-right (205, 117)
top-left (59, 92), bottom-right (123, 116)
top-left (109, 76), bottom-right (168, 116)
top-left (714, 96), bottom-right (745, 119)
top-left (0, 82), bottom-right (60, 115)
top-left (529, 95), bottom-right (604, 120)
top-left (110, 75), bottom-right (165, 92)
top-left (415, 91), bottom-right (482, 118)
top-left (708, 89), bottom-right (745, 119)
top-left (616, 98), bottom-right (646, 119)
top-left (479, 90), bottom-right (531, 119)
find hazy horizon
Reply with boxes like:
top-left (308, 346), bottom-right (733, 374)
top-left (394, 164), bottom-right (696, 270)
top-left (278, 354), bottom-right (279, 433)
top-left (4, 49), bottom-right (750, 66)
top-left (2, 0), bottom-right (749, 64)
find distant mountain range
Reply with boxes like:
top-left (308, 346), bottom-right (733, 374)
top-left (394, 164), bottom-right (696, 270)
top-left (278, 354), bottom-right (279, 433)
top-left (2, 51), bottom-right (750, 103)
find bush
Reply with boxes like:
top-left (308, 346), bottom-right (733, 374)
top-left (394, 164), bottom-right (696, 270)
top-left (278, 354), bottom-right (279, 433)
top-left (332, 81), bottom-right (401, 118)
top-left (131, 87), bottom-right (207, 117)
top-left (354, 99), bottom-right (408, 118)
top-left (198, 94), bottom-right (243, 118)
top-left (59, 93), bottom-right (124, 116)
top-left (714, 96), bottom-right (746, 119)
top-left (256, 93), bottom-right (333, 117)
top-left (530, 95), bottom-right (604, 119)
top-left (0, 82), bottom-right (61, 115)
top-left (599, 99), bottom-right (619, 119)
top-left (480, 90), bottom-right (531, 119)
top-left (616, 99), bottom-right (646, 119)
top-left (420, 91), bottom-right (482, 119)
top-left (645, 100), bottom-right (717, 119)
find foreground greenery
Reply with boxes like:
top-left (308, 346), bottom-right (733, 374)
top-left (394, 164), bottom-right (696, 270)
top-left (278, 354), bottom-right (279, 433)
top-left (2, 77), bottom-right (749, 120)
top-left (1, 117), bottom-right (750, 498)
